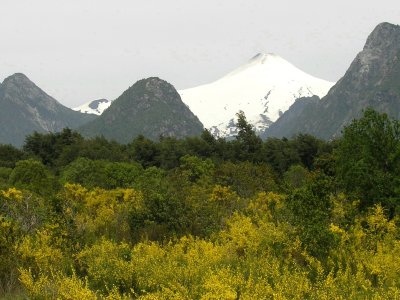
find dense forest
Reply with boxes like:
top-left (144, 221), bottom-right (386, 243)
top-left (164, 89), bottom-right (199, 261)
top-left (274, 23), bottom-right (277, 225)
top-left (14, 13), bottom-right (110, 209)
top-left (1, 109), bottom-right (400, 299)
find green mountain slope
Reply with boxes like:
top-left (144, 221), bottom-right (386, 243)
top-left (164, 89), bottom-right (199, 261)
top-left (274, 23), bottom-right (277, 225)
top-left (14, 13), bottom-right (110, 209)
top-left (79, 77), bottom-right (204, 143)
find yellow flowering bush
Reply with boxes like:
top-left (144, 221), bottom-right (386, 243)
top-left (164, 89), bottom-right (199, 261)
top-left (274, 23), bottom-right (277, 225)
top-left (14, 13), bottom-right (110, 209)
top-left (19, 269), bottom-right (97, 300)
top-left (76, 238), bottom-right (134, 295)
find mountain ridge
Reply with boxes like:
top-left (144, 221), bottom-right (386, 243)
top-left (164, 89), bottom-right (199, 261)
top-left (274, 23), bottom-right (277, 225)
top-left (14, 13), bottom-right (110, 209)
top-left (0, 73), bottom-right (95, 146)
top-left (264, 22), bottom-right (400, 139)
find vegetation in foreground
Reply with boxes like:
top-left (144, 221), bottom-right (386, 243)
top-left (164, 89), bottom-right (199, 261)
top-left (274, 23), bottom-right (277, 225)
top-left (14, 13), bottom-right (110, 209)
top-left (1, 109), bottom-right (400, 299)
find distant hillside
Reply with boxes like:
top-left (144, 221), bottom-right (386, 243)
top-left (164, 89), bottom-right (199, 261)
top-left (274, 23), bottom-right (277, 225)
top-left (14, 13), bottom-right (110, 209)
top-left (264, 22), bottom-right (400, 139)
top-left (79, 77), bottom-right (204, 143)
top-left (0, 73), bottom-right (95, 146)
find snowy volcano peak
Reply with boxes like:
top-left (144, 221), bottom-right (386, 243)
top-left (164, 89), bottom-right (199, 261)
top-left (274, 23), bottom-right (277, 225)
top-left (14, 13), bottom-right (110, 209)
top-left (224, 52), bottom-right (320, 81)
top-left (223, 52), bottom-right (291, 78)
top-left (245, 52), bottom-right (281, 65)
top-left (179, 53), bottom-right (335, 138)
top-left (247, 52), bottom-right (288, 65)
top-left (249, 52), bottom-right (282, 63)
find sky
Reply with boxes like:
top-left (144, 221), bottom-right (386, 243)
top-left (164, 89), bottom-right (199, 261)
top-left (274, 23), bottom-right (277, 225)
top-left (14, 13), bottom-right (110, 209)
top-left (0, 0), bottom-right (399, 107)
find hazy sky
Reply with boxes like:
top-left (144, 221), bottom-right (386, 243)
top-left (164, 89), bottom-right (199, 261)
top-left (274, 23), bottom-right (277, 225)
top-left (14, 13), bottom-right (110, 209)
top-left (0, 0), bottom-right (399, 107)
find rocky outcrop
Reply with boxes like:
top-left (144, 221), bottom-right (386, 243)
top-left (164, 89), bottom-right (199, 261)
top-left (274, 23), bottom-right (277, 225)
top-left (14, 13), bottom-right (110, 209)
top-left (264, 22), bottom-right (400, 139)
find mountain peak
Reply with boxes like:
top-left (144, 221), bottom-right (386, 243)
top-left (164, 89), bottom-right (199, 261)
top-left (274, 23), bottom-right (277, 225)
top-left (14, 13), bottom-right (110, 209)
top-left (74, 78), bottom-right (176, 117)
top-left (0, 73), bottom-right (95, 146)
top-left (245, 53), bottom-right (292, 69)
top-left (1, 72), bottom-right (55, 109)
top-left (340, 21), bottom-right (400, 92)
top-left (364, 22), bottom-right (400, 51)
top-left (134, 77), bottom-right (169, 92)
top-left (2, 73), bottom-right (33, 87)
top-left (264, 22), bottom-right (400, 140)
top-left (6, 72), bottom-right (29, 80)
top-left (249, 52), bottom-right (280, 63)
top-left (79, 77), bottom-right (204, 142)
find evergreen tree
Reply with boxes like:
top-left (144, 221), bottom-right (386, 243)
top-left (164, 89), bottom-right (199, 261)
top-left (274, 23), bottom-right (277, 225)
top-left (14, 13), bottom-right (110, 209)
top-left (234, 111), bottom-right (262, 162)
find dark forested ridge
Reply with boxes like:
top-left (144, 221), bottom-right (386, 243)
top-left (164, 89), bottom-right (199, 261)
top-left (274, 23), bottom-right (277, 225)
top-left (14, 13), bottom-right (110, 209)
top-left (1, 109), bottom-right (400, 299)
top-left (0, 75), bottom-right (203, 147)
top-left (79, 77), bottom-right (204, 143)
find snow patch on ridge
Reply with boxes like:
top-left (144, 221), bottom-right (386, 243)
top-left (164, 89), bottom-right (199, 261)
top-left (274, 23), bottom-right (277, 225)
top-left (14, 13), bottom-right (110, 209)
top-left (73, 99), bottom-right (112, 115)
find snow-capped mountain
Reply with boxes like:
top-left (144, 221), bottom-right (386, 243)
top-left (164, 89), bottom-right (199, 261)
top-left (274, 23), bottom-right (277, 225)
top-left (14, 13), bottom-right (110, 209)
top-left (73, 99), bottom-right (112, 115)
top-left (179, 53), bottom-right (335, 137)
